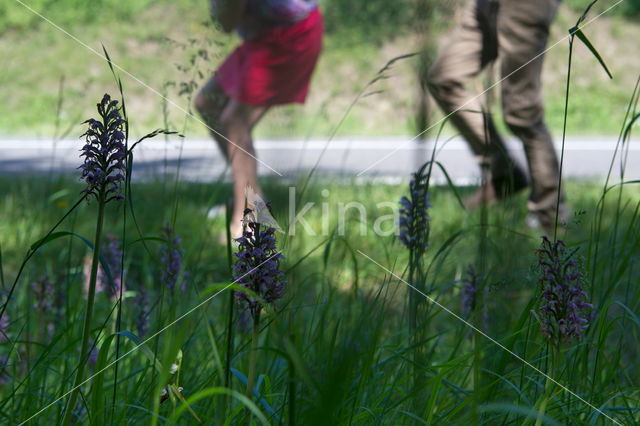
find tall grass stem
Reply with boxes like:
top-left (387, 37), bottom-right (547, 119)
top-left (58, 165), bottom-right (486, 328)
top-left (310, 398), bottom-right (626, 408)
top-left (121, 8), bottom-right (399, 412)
top-left (62, 193), bottom-right (106, 426)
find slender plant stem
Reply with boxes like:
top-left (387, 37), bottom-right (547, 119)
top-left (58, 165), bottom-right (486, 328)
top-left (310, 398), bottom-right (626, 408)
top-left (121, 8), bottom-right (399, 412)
top-left (110, 200), bottom-right (127, 424)
top-left (244, 311), bottom-right (261, 425)
top-left (554, 35), bottom-right (574, 241)
top-left (408, 252), bottom-right (418, 406)
top-left (245, 312), bottom-right (261, 400)
top-left (224, 197), bottom-right (235, 418)
top-left (472, 133), bottom-right (490, 426)
top-left (287, 342), bottom-right (296, 426)
top-left (535, 345), bottom-right (558, 426)
top-left (288, 271), bottom-right (297, 426)
top-left (62, 193), bottom-right (106, 426)
top-left (409, 252), bottom-right (416, 342)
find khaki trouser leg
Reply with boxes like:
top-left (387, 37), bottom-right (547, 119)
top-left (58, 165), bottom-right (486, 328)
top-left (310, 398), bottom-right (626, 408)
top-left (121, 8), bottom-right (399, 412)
top-left (498, 0), bottom-right (566, 228)
top-left (427, 1), bottom-right (524, 189)
top-left (427, 3), bottom-right (508, 166)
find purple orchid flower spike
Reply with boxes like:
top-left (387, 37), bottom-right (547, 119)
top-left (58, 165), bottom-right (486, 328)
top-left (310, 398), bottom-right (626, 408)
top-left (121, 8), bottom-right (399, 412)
top-left (79, 94), bottom-right (126, 202)
top-left (232, 206), bottom-right (286, 322)
top-left (536, 236), bottom-right (594, 344)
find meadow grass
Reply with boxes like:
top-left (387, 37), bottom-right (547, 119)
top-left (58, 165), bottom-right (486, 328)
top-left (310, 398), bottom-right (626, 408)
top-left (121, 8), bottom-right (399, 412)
top-left (0, 171), bottom-right (639, 424)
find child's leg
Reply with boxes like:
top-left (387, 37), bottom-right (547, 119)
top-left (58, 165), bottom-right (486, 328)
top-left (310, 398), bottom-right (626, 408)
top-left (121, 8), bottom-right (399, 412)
top-left (219, 99), bottom-right (270, 235)
top-left (194, 78), bottom-right (232, 160)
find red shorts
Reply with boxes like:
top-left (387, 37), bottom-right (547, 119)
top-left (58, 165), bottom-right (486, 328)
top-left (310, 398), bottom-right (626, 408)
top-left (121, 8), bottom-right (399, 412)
top-left (215, 9), bottom-right (323, 107)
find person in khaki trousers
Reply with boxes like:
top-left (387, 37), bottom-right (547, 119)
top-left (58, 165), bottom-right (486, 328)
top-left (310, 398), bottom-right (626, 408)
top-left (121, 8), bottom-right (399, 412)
top-left (427, 0), bottom-right (566, 234)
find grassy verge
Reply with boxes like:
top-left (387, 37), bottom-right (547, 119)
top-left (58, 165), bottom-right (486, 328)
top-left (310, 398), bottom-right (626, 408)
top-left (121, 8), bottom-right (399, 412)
top-left (1, 1), bottom-right (639, 139)
top-left (0, 173), bottom-right (639, 423)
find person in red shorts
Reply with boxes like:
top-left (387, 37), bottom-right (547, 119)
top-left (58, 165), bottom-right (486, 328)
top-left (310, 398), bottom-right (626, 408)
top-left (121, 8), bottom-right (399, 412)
top-left (195, 0), bottom-right (323, 237)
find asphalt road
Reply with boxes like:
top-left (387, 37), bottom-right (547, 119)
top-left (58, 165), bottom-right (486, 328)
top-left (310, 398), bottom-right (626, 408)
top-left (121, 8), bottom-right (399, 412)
top-left (1, 137), bottom-right (638, 184)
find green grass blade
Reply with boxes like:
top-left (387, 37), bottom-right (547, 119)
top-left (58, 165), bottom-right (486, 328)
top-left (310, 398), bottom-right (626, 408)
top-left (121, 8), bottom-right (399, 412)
top-left (167, 387), bottom-right (269, 425)
top-left (91, 333), bottom-right (117, 426)
top-left (574, 29), bottom-right (613, 79)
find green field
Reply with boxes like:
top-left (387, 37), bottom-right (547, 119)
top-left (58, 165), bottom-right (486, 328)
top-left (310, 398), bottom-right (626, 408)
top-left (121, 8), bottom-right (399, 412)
top-left (1, 169), bottom-right (639, 423)
top-left (1, 0), bottom-right (639, 138)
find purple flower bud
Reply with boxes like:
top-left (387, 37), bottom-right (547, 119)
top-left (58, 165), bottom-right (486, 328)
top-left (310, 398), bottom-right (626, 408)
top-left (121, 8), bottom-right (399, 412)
top-left (461, 266), bottom-right (478, 317)
top-left (398, 168), bottom-right (431, 250)
top-left (98, 234), bottom-right (125, 299)
top-left (460, 266), bottom-right (490, 331)
top-left (0, 312), bottom-right (9, 342)
top-left (160, 224), bottom-right (186, 293)
top-left (31, 275), bottom-right (54, 313)
top-left (87, 339), bottom-right (98, 367)
top-left (0, 355), bottom-right (8, 386)
top-left (136, 286), bottom-right (150, 338)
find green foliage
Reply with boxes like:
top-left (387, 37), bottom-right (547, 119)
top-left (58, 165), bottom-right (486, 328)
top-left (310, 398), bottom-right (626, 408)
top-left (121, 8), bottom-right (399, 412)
top-left (3, 0), bottom-right (422, 38)
top-left (320, 0), bottom-right (416, 42)
top-left (565, 0), bottom-right (640, 17)
top-left (4, 0), bottom-right (640, 38)
top-left (0, 0), bottom-right (175, 34)
top-left (1, 174), bottom-right (639, 424)
top-left (623, 0), bottom-right (640, 16)
top-left (320, 0), bottom-right (462, 44)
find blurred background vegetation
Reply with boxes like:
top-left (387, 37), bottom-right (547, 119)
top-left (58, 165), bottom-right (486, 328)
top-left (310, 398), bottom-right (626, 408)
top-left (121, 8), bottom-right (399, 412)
top-left (0, 0), bottom-right (637, 137)
top-left (2, 0), bottom-right (640, 36)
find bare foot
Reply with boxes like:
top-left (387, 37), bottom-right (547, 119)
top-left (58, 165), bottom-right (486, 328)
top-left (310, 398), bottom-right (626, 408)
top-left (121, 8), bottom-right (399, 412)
top-left (217, 217), bottom-right (244, 246)
top-left (230, 220), bottom-right (244, 239)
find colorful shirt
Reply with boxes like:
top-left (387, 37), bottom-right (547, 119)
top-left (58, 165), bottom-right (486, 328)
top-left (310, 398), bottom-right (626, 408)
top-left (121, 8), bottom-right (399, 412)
top-left (240, 0), bottom-right (317, 39)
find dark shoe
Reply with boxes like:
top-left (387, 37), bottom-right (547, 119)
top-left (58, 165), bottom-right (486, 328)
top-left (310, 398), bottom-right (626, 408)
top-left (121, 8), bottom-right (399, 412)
top-left (527, 205), bottom-right (569, 237)
top-left (465, 167), bottom-right (528, 210)
top-left (491, 164), bottom-right (529, 199)
top-left (527, 213), bottom-right (561, 237)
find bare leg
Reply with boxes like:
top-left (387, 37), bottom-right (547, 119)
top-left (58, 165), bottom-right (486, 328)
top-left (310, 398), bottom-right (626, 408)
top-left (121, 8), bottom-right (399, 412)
top-left (195, 79), bottom-right (270, 237)
top-left (194, 78), bottom-right (232, 160)
top-left (219, 100), bottom-right (270, 236)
